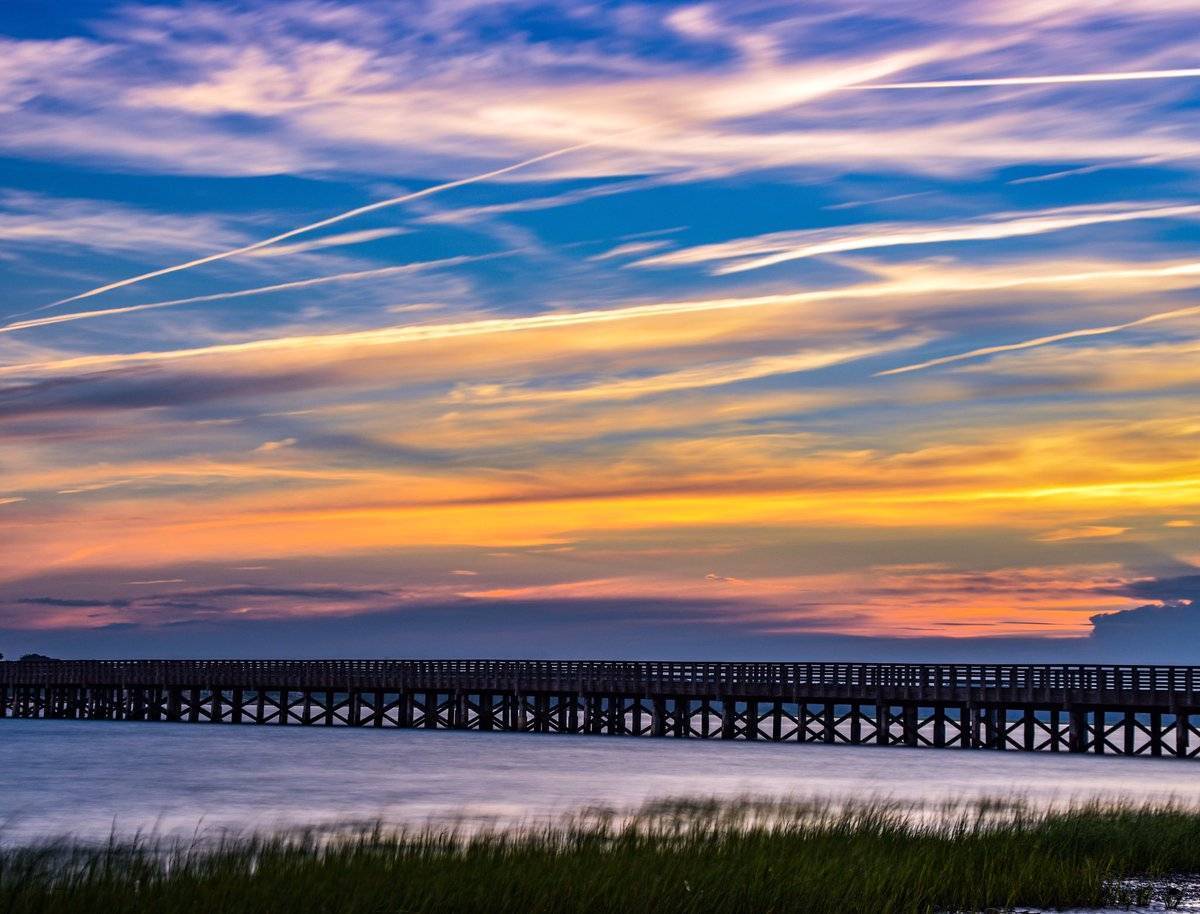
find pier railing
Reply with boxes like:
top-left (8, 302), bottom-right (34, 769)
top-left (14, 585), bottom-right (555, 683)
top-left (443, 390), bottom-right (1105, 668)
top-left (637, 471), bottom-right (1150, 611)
top-left (2, 659), bottom-right (1197, 694)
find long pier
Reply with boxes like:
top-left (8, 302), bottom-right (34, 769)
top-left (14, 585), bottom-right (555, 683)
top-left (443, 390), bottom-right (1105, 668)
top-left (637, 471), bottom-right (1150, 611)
top-left (2, 660), bottom-right (1198, 758)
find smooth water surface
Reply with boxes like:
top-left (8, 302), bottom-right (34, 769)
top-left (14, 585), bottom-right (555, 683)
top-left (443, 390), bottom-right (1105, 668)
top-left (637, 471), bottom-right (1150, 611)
top-left (2, 718), bottom-right (1197, 843)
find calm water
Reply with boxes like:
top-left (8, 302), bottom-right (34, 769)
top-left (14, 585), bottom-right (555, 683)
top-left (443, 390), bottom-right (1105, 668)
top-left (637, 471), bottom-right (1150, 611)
top-left (2, 718), bottom-right (1198, 844)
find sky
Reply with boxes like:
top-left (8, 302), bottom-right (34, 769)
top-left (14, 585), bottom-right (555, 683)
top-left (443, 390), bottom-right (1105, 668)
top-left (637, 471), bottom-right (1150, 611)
top-left (2, 0), bottom-right (1200, 661)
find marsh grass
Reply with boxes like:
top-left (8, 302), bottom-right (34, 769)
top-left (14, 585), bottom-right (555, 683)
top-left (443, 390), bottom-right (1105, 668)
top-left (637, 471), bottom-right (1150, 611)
top-left (1, 797), bottom-right (1198, 913)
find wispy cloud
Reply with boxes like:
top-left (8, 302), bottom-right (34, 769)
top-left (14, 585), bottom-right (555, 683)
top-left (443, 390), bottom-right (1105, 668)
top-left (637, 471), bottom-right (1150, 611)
top-left (878, 298), bottom-right (1200, 376)
top-left (587, 240), bottom-right (673, 262)
top-left (851, 68), bottom-right (1200, 90)
top-left (254, 437), bottom-right (297, 452)
top-left (634, 203), bottom-right (1200, 274)
top-left (418, 177), bottom-right (666, 225)
top-left (1007, 158), bottom-right (1164, 185)
top-left (10, 257), bottom-right (1200, 378)
top-left (3, 583), bottom-right (417, 629)
top-left (244, 227), bottom-right (408, 257)
top-left (41, 140), bottom-right (604, 309)
top-left (7, 0), bottom-right (1200, 187)
top-left (1, 253), bottom-right (508, 335)
top-left (824, 192), bottom-right (934, 211)
top-left (447, 339), bottom-right (926, 405)
top-left (0, 191), bottom-right (244, 255)
top-left (1035, 525), bottom-right (1129, 543)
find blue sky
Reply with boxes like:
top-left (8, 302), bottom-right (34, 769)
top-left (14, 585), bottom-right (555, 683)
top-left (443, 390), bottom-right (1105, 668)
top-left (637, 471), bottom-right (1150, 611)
top-left (2, 0), bottom-right (1200, 659)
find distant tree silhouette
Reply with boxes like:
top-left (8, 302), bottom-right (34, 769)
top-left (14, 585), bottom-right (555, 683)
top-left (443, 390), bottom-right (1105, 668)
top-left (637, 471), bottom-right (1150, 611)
top-left (19, 653), bottom-right (55, 661)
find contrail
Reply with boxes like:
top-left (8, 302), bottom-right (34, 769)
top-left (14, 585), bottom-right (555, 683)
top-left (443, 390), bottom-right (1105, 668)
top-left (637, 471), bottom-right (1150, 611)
top-left (28, 66), bottom-right (1200, 310)
top-left (635, 203), bottom-right (1200, 275)
top-left (0, 254), bottom-right (509, 336)
top-left (850, 68), bottom-right (1200, 90)
top-left (448, 338), bottom-right (927, 405)
top-left (8, 260), bottom-right (1200, 379)
top-left (877, 302), bottom-right (1200, 377)
top-left (39, 140), bottom-right (600, 310)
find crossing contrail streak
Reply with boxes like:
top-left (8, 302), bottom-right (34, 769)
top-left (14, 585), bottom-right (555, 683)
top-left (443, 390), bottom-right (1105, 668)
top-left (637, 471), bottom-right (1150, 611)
top-left (0, 254), bottom-right (509, 336)
top-left (38, 141), bottom-right (599, 311)
top-left (850, 67), bottom-right (1200, 90)
top-left (877, 302), bottom-right (1200, 376)
top-left (29, 67), bottom-right (1189, 311)
top-left (8, 260), bottom-right (1200, 379)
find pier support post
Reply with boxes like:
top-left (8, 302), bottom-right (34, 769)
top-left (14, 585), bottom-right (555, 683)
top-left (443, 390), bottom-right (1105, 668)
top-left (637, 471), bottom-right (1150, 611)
top-left (1068, 706), bottom-right (1087, 752)
top-left (651, 697), bottom-right (666, 737)
top-left (127, 688), bottom-right (142, 721)
top-left (965, 705), bottom-right (980, 748)
top-left (673, 698), bottom-right (688, 737)
top-left (478, 691), bottom-right (493, 731)
top-left (325, 691), bottom-right (336, 726)
top-left (1150, 711), bottom-right (1163, 757)
top-left (980, 706), bottom-right (994, 749)
top-left (453, 690), bottom-right (468, 730)
top-left (903, 704), bottom-right (918, 747)
top-left (932, 706), bottom-right (946, 748)
top-left (720, 699), bottom-right (735, 739)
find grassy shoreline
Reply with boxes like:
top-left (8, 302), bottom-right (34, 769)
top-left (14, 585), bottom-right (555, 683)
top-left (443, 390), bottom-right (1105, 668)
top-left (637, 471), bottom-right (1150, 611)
top-left (2, 799), bottom-right (1199, 913)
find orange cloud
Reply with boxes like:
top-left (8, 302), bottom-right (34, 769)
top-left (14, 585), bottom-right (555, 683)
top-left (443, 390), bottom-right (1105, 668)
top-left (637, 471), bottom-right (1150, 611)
top-left (1035, 525), bottom-right (1129, 543)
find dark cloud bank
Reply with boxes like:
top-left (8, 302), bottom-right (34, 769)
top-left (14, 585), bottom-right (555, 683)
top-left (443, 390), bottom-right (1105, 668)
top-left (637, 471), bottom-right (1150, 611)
top-left (1, 575), bottom-right (1198, 663)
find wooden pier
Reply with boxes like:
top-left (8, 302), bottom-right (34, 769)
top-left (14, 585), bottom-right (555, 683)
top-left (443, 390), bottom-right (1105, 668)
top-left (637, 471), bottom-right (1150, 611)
top-left (2, 660), bottom-right (1198, 758)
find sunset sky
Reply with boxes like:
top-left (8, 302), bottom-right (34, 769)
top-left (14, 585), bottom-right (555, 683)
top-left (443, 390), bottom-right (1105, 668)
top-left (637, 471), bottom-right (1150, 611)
top-left (2, 0), bottom-right (1199, 660)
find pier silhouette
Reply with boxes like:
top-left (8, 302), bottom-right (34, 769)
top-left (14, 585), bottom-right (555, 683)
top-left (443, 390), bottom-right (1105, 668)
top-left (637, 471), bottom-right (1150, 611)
top-left (3, 659), bottom-right (1198, 758)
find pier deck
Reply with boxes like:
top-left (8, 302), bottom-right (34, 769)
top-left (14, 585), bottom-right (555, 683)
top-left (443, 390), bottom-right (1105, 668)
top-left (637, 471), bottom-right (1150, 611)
top-left (3, 660), bottom-right (1198, 757)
